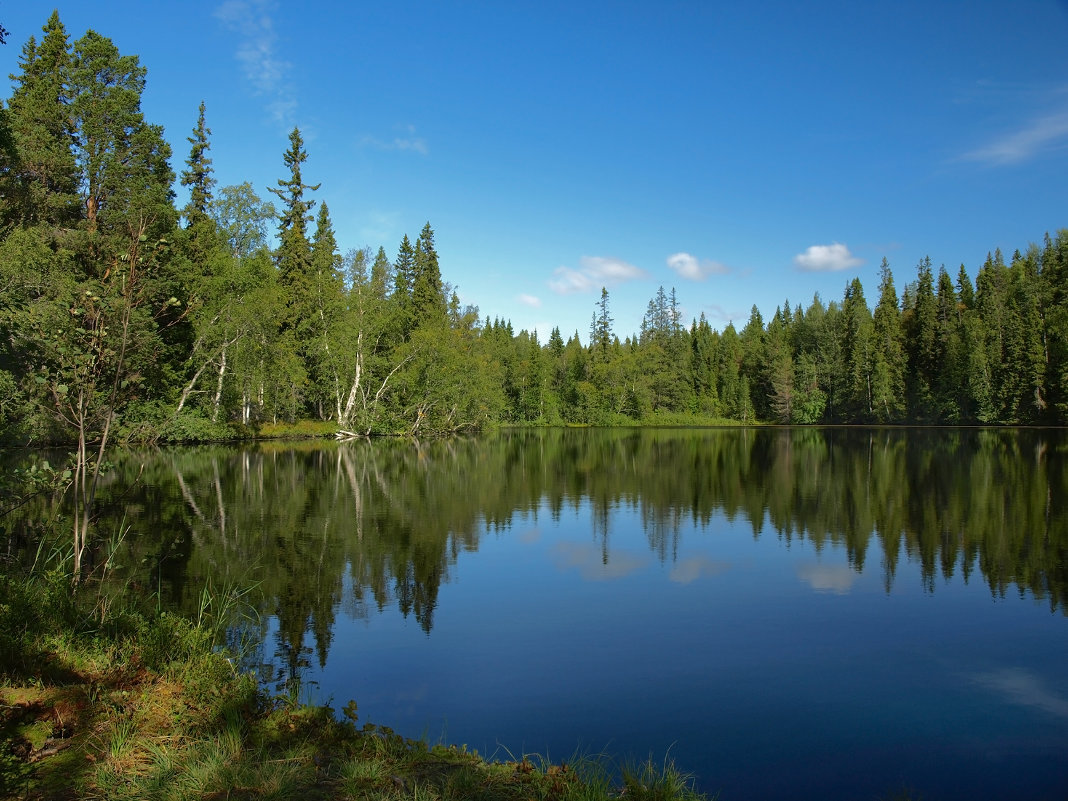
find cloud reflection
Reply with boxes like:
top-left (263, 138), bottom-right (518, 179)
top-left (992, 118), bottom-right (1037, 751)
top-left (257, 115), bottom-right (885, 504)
top-left (669, 556), bottom-right (732, 584)
top-left (519, 527), bottom-right (541, 544)
top-left (796, 562), bottom-right (858, 594)
top-left (972, 668), bottom-right (1068, 718)
top-left (553, 542), bottom-right (648, 581)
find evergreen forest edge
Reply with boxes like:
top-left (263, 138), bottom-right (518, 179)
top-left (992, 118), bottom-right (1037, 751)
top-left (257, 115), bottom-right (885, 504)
top-left (1, 12), bottom-right (1067, 453)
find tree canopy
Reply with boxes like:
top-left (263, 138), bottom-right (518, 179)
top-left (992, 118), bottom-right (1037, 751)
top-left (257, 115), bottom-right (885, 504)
top-left (2, 12), bottom-right (1068, 448)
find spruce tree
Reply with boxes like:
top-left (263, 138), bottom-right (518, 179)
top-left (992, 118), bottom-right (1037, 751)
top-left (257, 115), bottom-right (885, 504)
top-left (178, 101), bottom-right (222, 285)
top-left (268, 127), bottom-right (319, 417)
top-left (181, 101), bottom-right (215, 225)
top-left (592, 287), bottom-right (613, 358)
top-left (369, 246), bottom-right (391, 301)
top-left (904, 257), bottom-right (938, 420)
top-left (392, 234), bottom-right (416, 339)
top-left (933, 265), bottom-right (963, 421)
top-left (870, 259), bottom-right (906, 422)
top-left (974, 249), bottom-right (1009, 420)
top-left (270, 127), bottom-right (318, 299)
top-left (839, 278), bottom-right (873, 421)
top-left (308, 202), bottom-right (345, 418)
top-left (411, 221), bottom-right (446, 328)
top-left (689, 314), bottom-right (720, 414)
top-left (739, 305), bottom-right (766, 417)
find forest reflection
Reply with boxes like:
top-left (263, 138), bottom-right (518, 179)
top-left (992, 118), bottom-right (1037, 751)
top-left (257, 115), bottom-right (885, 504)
top-left (9, 427), bottom-right (1066, 687)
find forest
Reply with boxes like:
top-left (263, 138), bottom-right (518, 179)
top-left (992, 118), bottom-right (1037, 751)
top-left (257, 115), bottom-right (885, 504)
top-left (3, 12), bottom-right (1068, 451)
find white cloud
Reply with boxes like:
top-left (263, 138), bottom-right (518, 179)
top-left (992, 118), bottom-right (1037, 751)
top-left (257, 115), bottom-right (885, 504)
top-left (548, 267), bottom-right (594, 294)
top-left (666, 252), bottom-right (730, 281)
top-left (794, 242), bottom-right (863, 272)
top-left (517, 293), bottom-right (542, 308)
top-left (359, 135), bottom-right (429, 155)
top-left (582, 256), bottom-right (645, 282)
top-left (962, 112), bottom-right (1068, 165)
top-left (548, 256), bottom-right (647, 295)
top-left (214, 0), bottom-right (296, 126)
top-left (358, 124), bottom-right (428, 156)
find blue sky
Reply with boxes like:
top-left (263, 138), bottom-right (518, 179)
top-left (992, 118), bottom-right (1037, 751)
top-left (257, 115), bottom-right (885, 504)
top-left (4, 1), bottom-right (1068, 341)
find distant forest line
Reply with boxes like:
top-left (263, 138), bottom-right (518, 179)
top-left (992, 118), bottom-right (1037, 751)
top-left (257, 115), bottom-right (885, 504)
top-left (2, 12), bottom-right (1068, 448)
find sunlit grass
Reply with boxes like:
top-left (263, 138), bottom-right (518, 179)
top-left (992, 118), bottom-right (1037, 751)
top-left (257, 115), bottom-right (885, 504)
top-left (621, 754), bottom-right (705, 801)
top-left (2, 554), bottom-right (714, 801)
top-left (256, 419), bottom-right (339, 439)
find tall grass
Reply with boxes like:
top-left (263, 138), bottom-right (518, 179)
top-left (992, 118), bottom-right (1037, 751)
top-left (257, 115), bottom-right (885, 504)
top-left (2, 526), bottom-right (712, 801)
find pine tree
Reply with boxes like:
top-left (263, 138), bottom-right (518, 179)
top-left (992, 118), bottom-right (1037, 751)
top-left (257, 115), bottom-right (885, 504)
top-left (2, 18), bottom-right (180, 578)
top-left (4, 11), bottom-right (80, 228)
top-left (70, 29), bottom-right (176, 246)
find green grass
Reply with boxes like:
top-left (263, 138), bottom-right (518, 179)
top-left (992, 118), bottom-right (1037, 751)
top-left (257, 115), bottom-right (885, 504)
top-left (0, 560), bottom-right (715, 801)
top-left (254, 419), bottom-right (339, 439)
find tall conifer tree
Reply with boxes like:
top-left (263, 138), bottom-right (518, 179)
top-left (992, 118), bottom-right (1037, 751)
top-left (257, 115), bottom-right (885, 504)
top-left (411, 221), bottom-right (446, 328)
top-left (181, 101), bottom-right (214, 225)
top-left (5, 11), bottom-right (79, 228)
top-left (870, 259), bottom-right (906, 422)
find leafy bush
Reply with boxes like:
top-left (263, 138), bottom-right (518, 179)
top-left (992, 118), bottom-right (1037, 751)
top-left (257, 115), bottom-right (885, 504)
top-left (157, 410), bottom-right (237, 443)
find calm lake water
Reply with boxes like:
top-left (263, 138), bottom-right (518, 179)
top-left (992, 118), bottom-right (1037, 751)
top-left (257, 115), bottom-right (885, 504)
top-left (12, 428), bottom-right (1068, 800)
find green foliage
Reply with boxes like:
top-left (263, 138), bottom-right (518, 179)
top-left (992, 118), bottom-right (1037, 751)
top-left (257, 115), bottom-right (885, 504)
top-left (2, 11), bottom-right (1068, 444)
top-left (158, 409), bottom-right (236, 443)
top-left (212, 181), bottom-right (276, 259)
top-left (622, 755), bottom-right (705, 801)
top-left (1, 545), bottom-right (711, 801)
top-left (180, 101), bottom-right (214, 226)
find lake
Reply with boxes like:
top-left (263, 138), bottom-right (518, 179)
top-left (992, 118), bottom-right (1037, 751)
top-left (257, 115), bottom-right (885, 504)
top-left (11, 427), bottom-right (1068, 800)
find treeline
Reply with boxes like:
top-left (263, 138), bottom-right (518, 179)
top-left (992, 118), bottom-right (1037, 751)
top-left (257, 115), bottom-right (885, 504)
top-left (697, 245), bottom-right (1068, 425)
top-left (2, 13), bottom-right (1067, 447)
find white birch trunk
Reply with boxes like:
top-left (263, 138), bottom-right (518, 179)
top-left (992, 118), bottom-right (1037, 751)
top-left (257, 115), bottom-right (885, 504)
top-left (211, 344), bottom-right (228, 422)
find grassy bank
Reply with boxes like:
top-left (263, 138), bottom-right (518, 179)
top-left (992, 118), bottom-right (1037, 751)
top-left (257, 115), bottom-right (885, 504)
top-left (1, 565), bottom-right (709, 801)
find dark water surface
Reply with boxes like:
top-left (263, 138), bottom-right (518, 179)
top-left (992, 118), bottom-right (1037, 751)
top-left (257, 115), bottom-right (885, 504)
top-left (14, 428), bottom-right (1068, 800)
